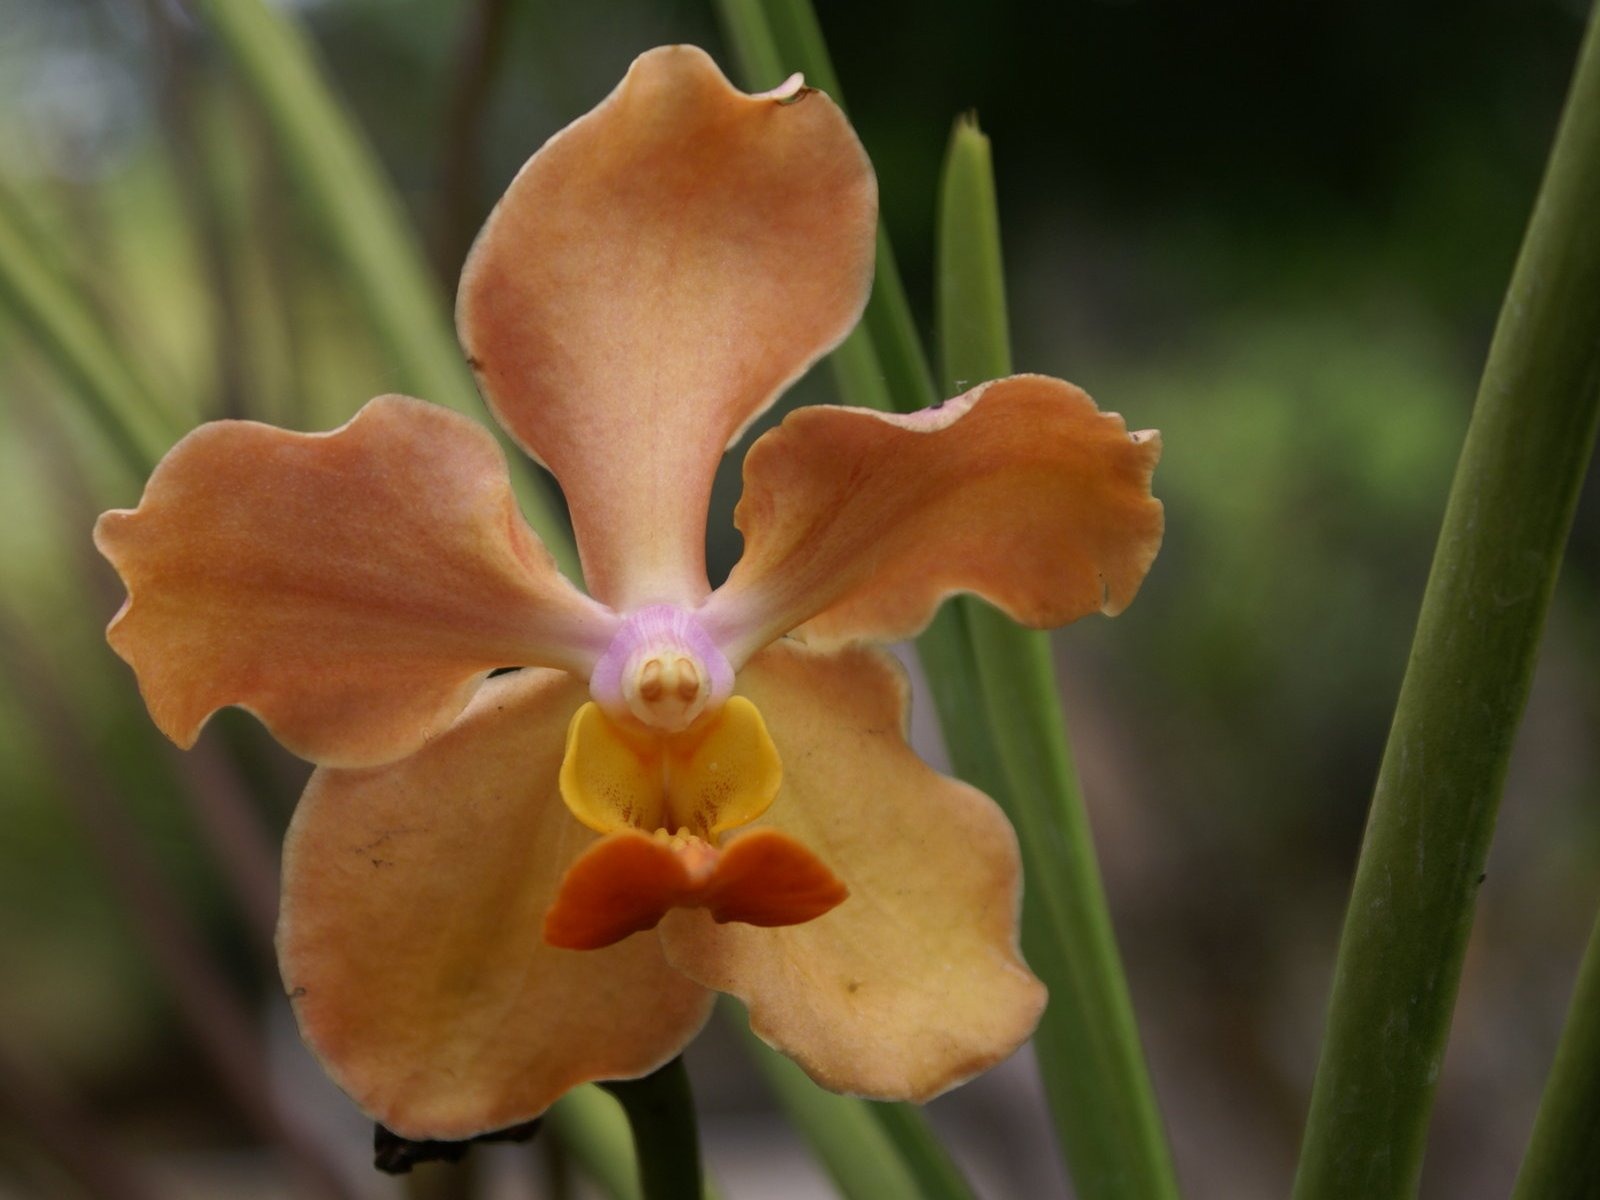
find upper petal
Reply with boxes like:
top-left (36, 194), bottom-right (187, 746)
top-left (702, 375), bottom-right (1164, 663)
top-left (94, 397), bottom-right (617, 768)
top-left (279, 668), bottom-right (713, 1140)
top-left (457, 45), bottom-right (877, 612)
top-left (658, 641), bottom-right (1045, 1102)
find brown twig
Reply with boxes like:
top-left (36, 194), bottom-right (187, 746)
top-left (162, 736), bottom-right (283, 958)
top-left (0, 1036), bottom-right (164, 1200)
top-left (0, 612), bottom-right (353, 1200)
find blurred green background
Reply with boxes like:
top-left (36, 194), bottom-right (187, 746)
top-left (1, 1), bottom-right (1596, 1197)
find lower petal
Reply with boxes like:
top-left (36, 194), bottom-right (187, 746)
top-left (659, 642), bottom-right (1046, 1102)
top-left (544, 827), bottom-right (843, 951)
top-left (279, 669), bottom-right (712, 1140)
top-left (703, 829), bottom-right (848, 928)
top-left (543, 830), bottom-right (704, 951)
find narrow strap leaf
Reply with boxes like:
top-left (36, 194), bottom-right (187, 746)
top-left (1294, 9), bottom-right (1600, 1195)
top-left (0, 187), bottom-right (175, 479)
top-left (1513, 911), bottom-right (1600, 1198)
top-left (734, 1017), bottom-right (936, 1200)
top-left (714, 0), bottom-right (936, 414)
top-left (936, 112), bottom-right (1179, 1200)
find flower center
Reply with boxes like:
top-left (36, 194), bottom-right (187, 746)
top-left (543, 603), bottom-right (847, 952)
top-left (622, 648), bottom-right (707, 729)
top-left (590, 604), bottom-right (734, 734)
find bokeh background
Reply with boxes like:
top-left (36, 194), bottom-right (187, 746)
top-left (1, 1), bottom-right (1597, 1197)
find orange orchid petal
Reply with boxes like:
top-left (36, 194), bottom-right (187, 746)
top-left (457, 45), bottom-right (876, 611)
top-left (701, 829), bottom-right (847, 928)
top-left (659, 642), bottom-right (1045, 1102)
top-left (702, 375), bottom-right (1164, 662)
top-left (94, 397), bottom-right (616, 768)
top-left (279, 669), bottom-right (713, 1140)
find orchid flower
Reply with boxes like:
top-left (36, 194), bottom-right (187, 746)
top-left (93, 46), bottom-right (1163, 1139)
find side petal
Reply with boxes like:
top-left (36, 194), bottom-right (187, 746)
top-left (279, 669), bottom-right (713, 1140)
top-left (94, 397), bottom-right (617, 768)
top-left (457, 45), bottom-right (877, 611)
top-left (702, 375), bottom-right (1164, 663)
top-left (659, 642), bottom-right (1045, 1102)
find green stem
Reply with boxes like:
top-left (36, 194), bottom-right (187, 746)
top-left (548, 1087), bottom-right (642, 1200)
top-left (1293, 12), bottom-right (1600, 1197)
top-left (1513, 912), bottom-right (1600, 1198)
top-left (724, 1002), bottom-right (972, 1200)
top-left (935, 113), bottom-right (1177, 1199)
top-left (866, 1103), bottom-right (975, 1200)
top-left (602, 1059), bottom-right (703, 1200)
top-left (736, 1023), bottom-right (927, 1200)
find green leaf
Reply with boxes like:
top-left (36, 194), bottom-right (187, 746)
top-left (936, 115), bottom-right (1010, 390)
top-left (734, 1017), bottom-right (940, 1200)
top-left (186, 0), bottom-right (578, 577)
top-left (935, 113), bottom-right (1178, 1200)
top-left (549, 1086), bottom-right (644, 1200)
top-left (714, 0), bottom-right (936, 415)
top-left (0, 186), bottom-right (177, 480)
top-left (1513, 912), bottom-right (1600, 1198)
top-left (1293, 12), bottom-right (1600, 1197)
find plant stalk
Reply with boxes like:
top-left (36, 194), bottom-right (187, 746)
top-left (602, 1059), bottom-right (704, 1200)
top-left (935, 112), bottom-right (1178, 1199)
top-left (1294, 10), bottom-right (1600, 1195)
top-left (1513, 910), bottom-right (1600, 1198)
